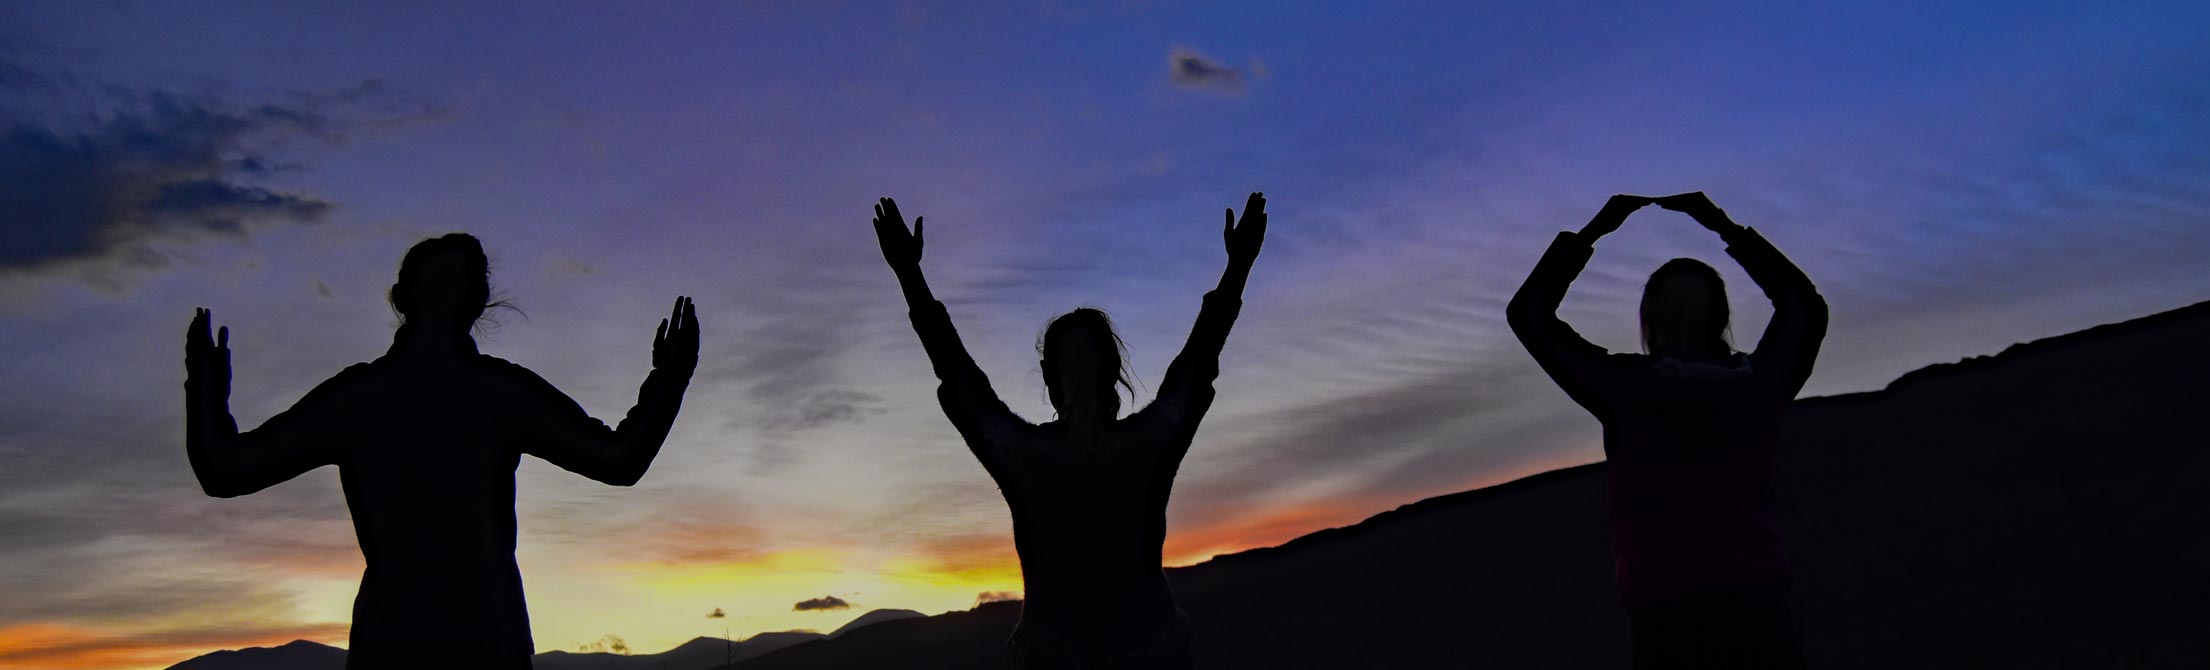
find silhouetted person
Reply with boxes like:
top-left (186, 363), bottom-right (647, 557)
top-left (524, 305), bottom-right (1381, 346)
top-left (183, 234), bottom-right (699, 669)
top-left (1507, 193), bottom-right (1827, 669)
top-left (873, 194), bottom-right (1267, 669)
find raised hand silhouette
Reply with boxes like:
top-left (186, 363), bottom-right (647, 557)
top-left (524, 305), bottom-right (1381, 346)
top-left (1655, 191), bottom-right (1742, 233)
top-left (654, 296), bottom-right (700, 373)
top-left (185, 308), bottom-right (231, 404)
top-left (1225, 192), bottom-right (1267, 265)
top-left (873, 197), bottom-right (924, 271)
top-left (1580, 194), bottom-right (1656, 239)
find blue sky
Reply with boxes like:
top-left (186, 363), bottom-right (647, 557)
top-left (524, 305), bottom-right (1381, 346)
top-left (2, 2), bottom-right (2207, 666)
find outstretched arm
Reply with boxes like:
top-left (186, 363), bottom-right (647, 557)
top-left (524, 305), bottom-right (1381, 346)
top-left (1505, 195), bottom-right (1650, 415)
top-left (520, 297), bottom-right (698, 486)
top-left (873, 198), bottom-right (1023, 442)
top-left (1152, 193), bottom-right (1266, 415)
top-left (1658, 192), bottom-right (1829, 395)
top-left (184, 309), bottom-right (346, 498)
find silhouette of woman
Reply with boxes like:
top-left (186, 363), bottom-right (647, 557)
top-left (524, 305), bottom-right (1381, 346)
top-left (183, 234), bottom-right (699, 669)
top-left (872, 194), bottom-right (1267, 669)
top-left (1507, 193), bottom-right (1827, 669)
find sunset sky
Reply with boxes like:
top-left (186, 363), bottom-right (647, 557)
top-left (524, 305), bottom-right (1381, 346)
top-left (3, 2), bottom-right (2208, 668)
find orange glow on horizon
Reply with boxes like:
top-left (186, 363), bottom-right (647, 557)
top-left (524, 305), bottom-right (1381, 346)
top-left (0, 622), bottom-right (348, 670)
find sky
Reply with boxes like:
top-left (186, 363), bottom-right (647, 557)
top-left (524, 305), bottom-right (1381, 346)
top-left (2, 1), bottom-right (2208, 667)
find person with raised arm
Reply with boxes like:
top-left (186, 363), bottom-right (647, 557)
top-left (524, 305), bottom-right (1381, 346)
top-left (873, 194), bottom-right (1267, 669)
top-left (185, 234), bottom-right (698, 669)
top-left (1507, 192), bottom-right (1827, 669)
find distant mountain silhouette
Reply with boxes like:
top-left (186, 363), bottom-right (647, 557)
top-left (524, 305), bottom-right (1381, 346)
top-left (533, 636), bottom-right (744, 670)
top-left (169, 629), bottom-right (832, 670)
top-left (830, 609), bottom-right (926, 638)
top-left (167, 639), bottom-right (346, 670)
top-left (725, 300), bottom-right (2210, 669)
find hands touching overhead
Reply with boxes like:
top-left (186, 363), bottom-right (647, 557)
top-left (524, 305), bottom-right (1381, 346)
top-left (654, 296), bottom-right (700, 373)
top-left (1580, 191), bottom-right (1740, 239)
top-left (1655, 191), bottom-right (1744, 235)
top-left (1581, 194), bottom-right (1656, 239)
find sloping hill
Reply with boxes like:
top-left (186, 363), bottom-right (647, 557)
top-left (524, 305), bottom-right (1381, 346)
top-left (533, 636), bottom-right (743, 670)
top-left (166, 639), bottom-right (346, 670)
top-left (729, 300), bottom-right (2210, 669)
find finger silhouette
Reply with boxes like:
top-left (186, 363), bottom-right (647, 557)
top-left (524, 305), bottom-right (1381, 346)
top-left (189, 308), bottom-right (211, 349)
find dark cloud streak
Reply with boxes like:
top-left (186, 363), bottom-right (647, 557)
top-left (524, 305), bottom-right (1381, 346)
top-left (793, 595), bottom-right (851, 611)
top-left (0, 64), bottom-right (436, 282)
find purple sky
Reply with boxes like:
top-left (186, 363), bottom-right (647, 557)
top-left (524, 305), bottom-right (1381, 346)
top-left (2, 1), bottom-right (2207, 664)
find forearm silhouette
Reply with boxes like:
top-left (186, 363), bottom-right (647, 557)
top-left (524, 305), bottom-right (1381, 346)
top-left (1654, 193), bottom-right (1829, 394)
top-left (184, 308), bottom-right (346, 498)
top-left (516, 296), bottom-right (699, 486)
top-left (872, 197), bottom-right (1025, 466)
top-left (1151, 192), bottom-right (1266, 423)
top-left (1506, 195), bottom-right (1653, 416)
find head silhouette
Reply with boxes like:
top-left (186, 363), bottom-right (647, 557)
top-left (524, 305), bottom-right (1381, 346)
top-left (388, 233), bottom-right (500, 335)
top-left (1640, 258), bottom-right (1734, 360)
top-left (1037, 308), bottom-right (1134, 422)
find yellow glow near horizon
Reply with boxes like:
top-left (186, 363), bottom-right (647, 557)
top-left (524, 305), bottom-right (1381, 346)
top-left (521, 546), bottom-right (1024, 656)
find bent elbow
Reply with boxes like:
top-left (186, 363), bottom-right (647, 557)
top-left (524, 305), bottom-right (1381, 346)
top-left (1802, 290), bottom-right (1831, 326)
top-left (600, 463), bottom-right (649, 487)
top-left (197, 476), bottom-right (248, 499)
top-left (1504, 296), bottom-right (1544, 334)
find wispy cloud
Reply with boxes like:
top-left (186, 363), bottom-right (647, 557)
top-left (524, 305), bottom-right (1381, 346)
top-left (0, 64), bottom-right (438, 287)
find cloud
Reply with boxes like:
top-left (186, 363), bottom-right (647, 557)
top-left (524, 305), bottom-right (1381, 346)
top-left (761, 389), bottom-right (885, 432)
top-left (792, 595), bottom-right (851, 612)
top-left (0, 64), bottom-right (437, 283)
top-left (973, 591), bottom-right (1021, 607)
top-left (1168, 46), bottom-right (1246, 94)
top-left (577, 634), bottom-right (630, 654)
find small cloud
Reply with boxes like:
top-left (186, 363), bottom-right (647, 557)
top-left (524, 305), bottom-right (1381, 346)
top-left (974, 591), bottom-right (1022, 607)
top-left (577, 634), bottom-right (630, 655)
top-left (707, 607), bottom-right (727, 619)
top-left (1169, 46), bottom-right (1247, 94)
top-left (763, 389), bottom-right (886, 432)
top-left (793, 595), bottom-right (852, 612)
top-left (546, 257), bottom-right (597, 279)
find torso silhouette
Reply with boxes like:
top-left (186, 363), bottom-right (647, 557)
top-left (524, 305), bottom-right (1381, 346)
top-left (911, 292), bottom-right (1239, 653)
top-left (187, 328), bottom-right (690, 669)
top-left (1508, 227), bottom-right (1827, 604)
